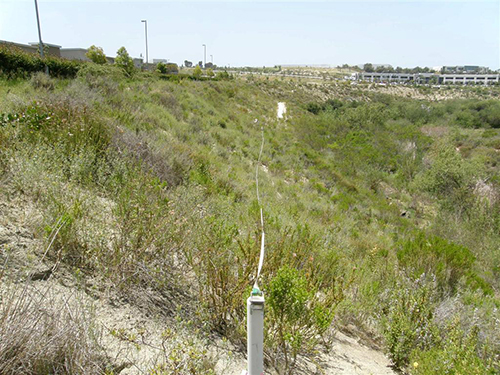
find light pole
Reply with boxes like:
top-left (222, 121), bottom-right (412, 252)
top-left (202, 44), bottom-right (206, 68)
top-left (141, 19), bottom-right (148, 64)
top-left (33, 0), bottom-right (48, 74)
top-left (34, 0), bottom-right (44, 59)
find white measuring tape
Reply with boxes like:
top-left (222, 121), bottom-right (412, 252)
top-left (254, 122), bottom-right (265, 290)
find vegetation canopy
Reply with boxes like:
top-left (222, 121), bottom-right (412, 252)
top-left (86, 45), bottom-right (107, 65)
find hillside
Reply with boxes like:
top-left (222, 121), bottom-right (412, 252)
top-left (1, 64), bottom-right (500, 374)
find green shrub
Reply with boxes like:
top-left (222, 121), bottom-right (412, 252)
top-left (0, 44), bottom-right (43, 77)
top-left (325, 98), bottom-right (344, 110)
top-left (382, 276), bottom-right (439, 370)
top-left (397, 231), bottom-right (476, 292)
top-left (77, 63), bottom-right (122, 79)
top-left (305, 102), bottom-right (322, 114)
top-left (215, 70), bottom-right (233, 80)
top-left (1, 102), bottom-right (110, 159)
top-left (266, 265), bottom-right (338, 372)
top-left (86, 45), bottom-right (107, 65)
top-left (76, 63), bottom-right (123, 94)
top-left (410, 321), bottom-right (497, 375)
top-left (455, 100), bottom-right (500, 129)
top-left (188, 216), bottom-right (251, 333)
top-left (156, 62), bottom-right (179, 74)
top-left (413, 141), bottom-right (481, 203)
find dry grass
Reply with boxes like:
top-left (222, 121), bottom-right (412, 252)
top-left (0, 281), bottom-right (109, 375)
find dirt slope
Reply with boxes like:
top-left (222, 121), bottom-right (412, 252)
top-left (0, 186), bottom-right (395, 375)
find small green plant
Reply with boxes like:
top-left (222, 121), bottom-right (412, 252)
top-left (215, 70), bottom-right (232, 80)
top-left (413, 141), bottom-right (481, 200)
top-left (306, 102), bottom-right (322, 114)
top-left (148, 329), bottom-right (216, 375)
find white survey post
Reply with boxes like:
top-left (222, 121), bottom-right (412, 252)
top-left (277, 102), bottom-right (286, 119)
top-left (247, 290), bottom-right (265, 375)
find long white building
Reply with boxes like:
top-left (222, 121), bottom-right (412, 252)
top-left (355, 72), bottom-right (499, 85)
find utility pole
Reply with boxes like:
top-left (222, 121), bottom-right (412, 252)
top-left (202, 44), bottom-right (206, 68)
top-left (141, 19), bottom-right (148, 64)
top-left (34, 0), bottom-right (48, 74)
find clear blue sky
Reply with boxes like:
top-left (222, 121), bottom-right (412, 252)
top-left (1, 1), bottom-right (499, 69)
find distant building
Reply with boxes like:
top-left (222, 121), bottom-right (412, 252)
top-left (440, 74), bottom-right (499, 85)
top-left (131, 58), bottom-right (143, 68)
top-left (356, 72), bottom-right (415, 83)
top-left (355, 72), bottom-right (499, 85)
top-left (153, 59), bottom-right (168, 64)
top-left (60, 48), bottom-right (90, 61)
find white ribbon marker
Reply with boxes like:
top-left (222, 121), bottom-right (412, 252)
top-left (254, 121), bottom-right (265, 290)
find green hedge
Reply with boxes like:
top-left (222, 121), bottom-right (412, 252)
top-left (0, 44), bottom-right (82, 78)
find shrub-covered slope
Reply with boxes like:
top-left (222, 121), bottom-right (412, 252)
top-left (1, 68), bottom-right (499, 374)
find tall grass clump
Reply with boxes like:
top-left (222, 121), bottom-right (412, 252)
top-left (0, 284), bottom-right (108, 374)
